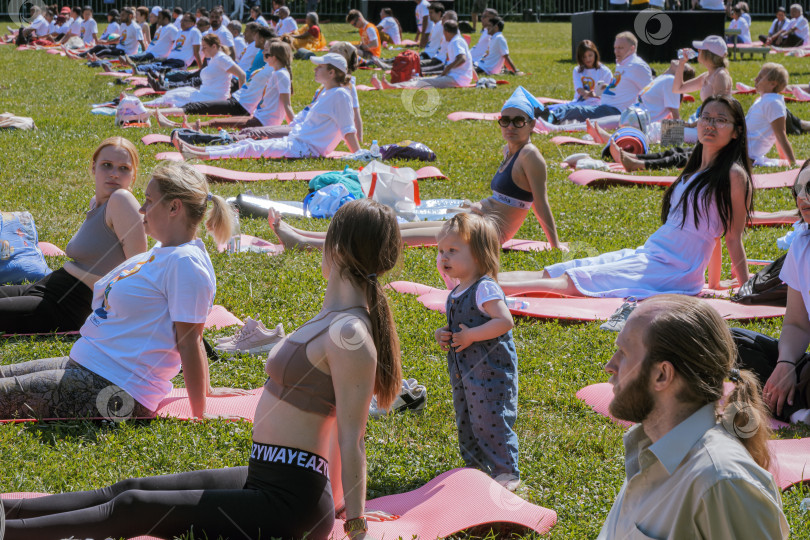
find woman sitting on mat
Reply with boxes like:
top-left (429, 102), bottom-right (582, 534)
top-left (266, 86), bottom-right (563, 251)
top-left (0, 137), bottom-right (147, 335)
top-left (144, 34), bottom-right (245, 109)
top-left (290, 12), bottom-right (326, 51)
top-left (153, 40), bottom-right (293, 128)
top-left (498, 95), bottom-right (752, 307)
top-left (732, 163), bottom-right (810, 424)
top-left (173, 52), bottom-right (360, 160)
top-left (4, 199), bottom-right (403, 540)
top-left (0, 161), bottom-right (248, 422)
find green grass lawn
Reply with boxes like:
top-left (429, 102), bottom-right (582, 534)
top-left (1, 19), bottom-right (810, 539)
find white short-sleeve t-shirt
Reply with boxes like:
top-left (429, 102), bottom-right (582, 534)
top-left (253, 67), bottom-right (291, 126)
top-left (233, 35), bottom-right (246, 59)
top-left (470, 28), bottom-right (490, 63)
top-left (415, 0), bottom-right (432, 33)
top-left (237, 40), bottom-right (258, 71)
top-left (699, 0), bottom-right (725, 9)
top-left (378, 16), bottom-right (401, 44)
top-left (100, 21), bottom-right (120, 40)
top-left (172, 16), bottom-right (182, 28)
top-left (71, 239), bottom-right (216, 412)
top-left (118, 20), bottom-right (144, 54)
top-left (445, 33), bottom-right (474, 87)
top-left (68, 17), bottom-right (82, 36)
top-left (729, 17), bottom-right (752, 43)
top-left (167, 27), bottom-right (202, 66)
top-left (289, 86), bottom-right (356, 156)
top-left (477, 31), bottom-right (509, 75)
top-left (200, 51), bottom-right (238, 99)
top-left (234, 65), bottom-right (275, 116)
top-left (148, 23), bottom-right (178, 58)
top-left (450, 278), bottom-right (506, 313)
top-left (80, 18), bottom-right (98, 44)
top-left (30, 15), bottom-right (49, 36)
top-left (746, 93), bottom-right (787, 159)
top-left (255, 15), bottom-right (269, 27)
top-left (601, 53), bottom-right (653, 112)
top-left (425, 21), bottom-right (443, 58)
top-left (572, 64), bottom-right (613, 105)
top-left (637, 74), bottom-right (681, 122)
top-left (791, 16), bottom-right (810, 45)
top-left (211, 24), bottom-right (235, 50)
top-left (276, 16), bottom-right (297, 35)
top-left (780, 229), bottom-right (810, 320)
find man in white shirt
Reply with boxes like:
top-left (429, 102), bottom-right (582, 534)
top-left (415, 0), bottom-right (433, 47)
top-left (275, 7), bottom-right (297, 35)
top-left (136, 12), bottom-right (202, 73)
top-left (597, 296), bottom-right (789, 540)
top-left (16, 6), bottom-right (51, 44)
top-left (59, 6), bottom-right (83, 45)
top-left (544, 31), bottom-right (652, 123)
top-left (474, 17), bottom-right (517, 75)
top-left (470, 8), bottom-right (497, 63)
top-left (767, 3), bottom-right (808, 46)
top-left (421, 3), bottom-right (444, 60)
top-left (237, 22), bottom-right (260, 72)
top-left (172, 7), bottom-right (184, 28)
top-left (760, 6), bottom-right (788, 44)
top-left (121, 10), bottom-right (178, 65)
top-left (210, 8), bottom-right (236, 58)
top-left (229, 20), bottom-right (246, 59)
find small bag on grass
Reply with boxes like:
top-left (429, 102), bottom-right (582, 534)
top-left (0, 211), bottom-right (51, 284)
top-left (358, 160), bottom-right (421, 214)
top-left (661, 119), bottom-right (685, 147)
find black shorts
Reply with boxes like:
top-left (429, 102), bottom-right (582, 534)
top-left (182, 97), bottom-right (250, 116)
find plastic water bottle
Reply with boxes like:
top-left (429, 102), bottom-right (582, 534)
top-left (227, 209), bottom-right (241, 254)
top-left (677, 48), bottom-right (699, 60)
top-left (800, 498), bottom-right (810, 513)
top-left (370, 140), bottom-right (381, 159)
top-left (505, 297), bottom-right (530, 310)
top-left (218, 128), bottom-right (231, 142)
top-left (411, 68), bottom-right (419, 80)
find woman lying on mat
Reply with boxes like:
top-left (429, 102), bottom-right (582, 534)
top-left (173, 52), bottom-right (361, 160)
top-left (4, 199), bottom-right (402, 540)
top-left (143, 34), bottom-right (245, 109)
top-left (266, 86), bottom-right (563, 251)
top-left (172, 41), bottom-right (364, 144)
top-left (153, 40), bottom-right (294, 127)
top-left (0, 137), bottom-right (147, 335)
top-left (498, 95), bottom-right (752, 301)
top-left (732, 163), bottom-right (810, 424)
top-left (0, 161), bottom-right (248, 422)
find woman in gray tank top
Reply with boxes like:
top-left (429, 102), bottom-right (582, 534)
top-left (0, 137), bottom-right (148, 334)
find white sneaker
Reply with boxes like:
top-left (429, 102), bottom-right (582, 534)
top-left (369, 378), bottom-right (427, 419)
top-left (214, 316), bottom-right (258, 345)
top-left (494, 473), bottom-right (521, 492)
top-left (599, 297), bottom-right (638, 332)
top-left (214, 319), bottom-right (285, 354)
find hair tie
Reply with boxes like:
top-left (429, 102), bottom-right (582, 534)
top-left (206, 192), bottom-right (214, 202)
top-left (367, 273), bottom-right (377, 282)
top-left (729, 368), bottom-right (740, 383)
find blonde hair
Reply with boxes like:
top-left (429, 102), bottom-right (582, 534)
top-left (150, 162), bottom-right (234, 245)
top-left (438, 213), bottom-right (500, 279)
top-left (615, 31), bottom-right (637, 48)
top-left (267, 40), bottom-right (293, 93)
top-left (762, 62), bottom-right (789, 93)
top-left (92, 136), bottom-right (140, 184)
top-left (201, 33), bottom-right (230, 57)
top-left (701, 49), bottom-right (729, 69)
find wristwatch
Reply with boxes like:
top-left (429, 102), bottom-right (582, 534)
top-left (343, 516), bottom-right (368, 536)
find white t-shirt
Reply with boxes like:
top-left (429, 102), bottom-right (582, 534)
top-left (470, 28), bottom-right (490, 63)
top-left (276, 16), bottom-right (297, 35)
top-left (649, 0), bottom-right (665, 7)
top-left (68, 17), bottom-right (82, 37)
top-left (118, 20), bottom-right (143, 55)
top-left (746, 93), bottom-right (786, 160)
top-left (699, 0), bottom-right (725, 9)
top-left (172, 16), bottom-right (182, 29)
top-left (253, 67), bottom-right (292, 126)
top-left (233, 64), bottom-right (274, 114)
top-left (290, 86), bottom-right (356, 156)
top-left (424, 21), bottom-right (443, 58)
top-left (100, 21), bottom-right (120, 40)
top-left (729, 17), bottom-right (752, 43)
top-left (741, 12), bottom-right (751, 25)
top-left (30, 15), bottom-right (49, 36)
top-left (415, 0), bottom-right (432, 34)
top-left (378, 16), bottom-right (401, 44)
top-left (254, 15), bottom-right (269, 27)
top-left (237, 41), bottom-right (258, 71)
top-left (211, 24), bottom-right (235, 50)
top-left (80, 18), bottom-right (98, 45)
top-left (233, 35), bottom-right (246, 59)
top-left (780, 229), bottom-right (810, 321)
top-left (450, 278), bottom-right (505, 313)
top-left (71, 239), bottom-right (216, 413)
top-left (477, 31), bottom-right (509, 75)
top-left (637, 74), bottom-right (681, 122)
top-left (572, 64), bottom-right (613, 105)
top-left (445, 33), bottom-right (474, 87)
top-left (601, 53), bottom-right (653, 112)
top-left (788, 16), bottom-right (810, 45)
top-left (200, 51), bottom-right (238, 99)
top-left (167, 27), bottom-right (202, 66)
top-left (147, 23), bottom-right (178, 58)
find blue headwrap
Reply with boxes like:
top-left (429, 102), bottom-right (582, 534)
top-left (501, 86), bottom-right (544, 119)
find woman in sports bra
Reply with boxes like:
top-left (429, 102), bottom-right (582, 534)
top-left (0, 137), bottom-right (147, 335)
top-left (268, 87), bottom-right (564, 251)
top-left (4, 199), bottom-right (403, 540)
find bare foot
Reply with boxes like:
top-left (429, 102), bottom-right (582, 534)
top-left (193, 119), bottom-right (201, 130)
top-left (611, 140), bottom-right (645, 172)
top-left (102, 62), bottom-right (114, 73)
top-left (155, 109), bottom-right (180, 128)
top-left (267, 209), bottom-right (312, 250)
top-left (370, 74), bottom-right (383, 90)
top-left (586, 119), bottom-right (610, 144)
top-left (380, 77), bottom-right (395, 90)
top-left (119, 54), bottom-right (133, 68)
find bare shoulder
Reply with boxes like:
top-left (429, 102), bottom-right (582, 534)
top-left (517, 143), bottom-right (546, 167)
top-left (107, 189), bottom-right (140, 211)
top-left (729, 163), bottom-right (752, 190)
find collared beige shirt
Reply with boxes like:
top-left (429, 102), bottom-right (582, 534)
top-left (598, 403), bottom-right (789, 539)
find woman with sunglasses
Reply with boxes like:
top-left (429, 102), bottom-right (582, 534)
top-left (498, 95), bottom-right (753, 313)
top-left (267, 87), bottom-right (564, 251)
top-left (731, 163), bottom-right (810, 424)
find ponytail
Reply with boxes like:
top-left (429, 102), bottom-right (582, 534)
top-left (723, 368), bottom-right (773, 470)
top-left (365, 276), bottom-right (402, 410)
top-left (206, 194), bottom-right (235, 245)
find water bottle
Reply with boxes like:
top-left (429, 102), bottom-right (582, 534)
top-left (227, 208), bottom-right (241, 254)
top-left (370, 140), bottom-right (381, 159)
top-left (218, 128), bottom-right (231, 143)
top-left (505, 297), bottom-right (530, 311)
top-left (800, 498), bottom-right (810, 513)
top-left (677, 48), bottom-right (698, 60)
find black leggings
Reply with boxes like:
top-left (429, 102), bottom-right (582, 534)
top-left (81, 45), bottom-right (126, 58)
top-left (731, 327), bottom-right (810, 421)
top-left (638, 146), bottom-right (693, 170)
top-left (0, 268), bottom-right (93, 334)
top-left (183, 97), bottom-right (249, 116)
top-left (5, 450), bottom-right (335, 540)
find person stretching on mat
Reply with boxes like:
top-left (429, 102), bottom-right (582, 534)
top-left (0, 161), bottom-right (249, 423)
top-left (499, 95), bottom-right (753, 328)
top-left (731, 162), bottom-right (810, 424)
top-left (173, 52), bottom-right (360, 160)
top-left (3, 198), bottom-right (403, 540)
top-left (0, 137), bottom-right (146, 335)
top-left (265, 86), bottom-right (563, 251)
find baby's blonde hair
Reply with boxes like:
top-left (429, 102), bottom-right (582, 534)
top-left (438, 213), bottom-right (501, 279)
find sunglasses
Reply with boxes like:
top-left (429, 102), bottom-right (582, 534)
top-left (498, 115), bottom-right (529, 128)
top-left (263, 51), bottom-right (272, 57)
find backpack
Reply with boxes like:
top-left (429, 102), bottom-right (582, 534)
top-left (731, 254), bottom-right (788, 306)
top-left (302, 184), bottom-right (357, 219)
top-left (0, 211), bottom-right (51, 285)
top-left (115, 96), bottom-right (151, 127)
top-left (390, 50), bottom-right (421, 83)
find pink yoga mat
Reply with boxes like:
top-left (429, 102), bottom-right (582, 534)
top-left (37, 242), bottom-right (66, 256)
top-left (95, 71), bottom-right (131, 78)
top-left (155, 387), bottom-right (262, 420)
top-left (750, 211), bottom-right (800, 227)
top-left (568, 168), bottom-right (801, 189)
top-left (359, 82), bottom-right (510, 92)
top-left (501, 238), bottom-right (553, 252)
top-left (2, 469), bottom-right (557, 537)
top-left (192, 163), bottom-right (447, 182)
top-left (153, 150), bottom-right (353, 161)
top-left (387, 281), bottom-right (786, 321)
top-left (216, 234), bottom-right (284, 255)
top-left (551, 136), bottom-right (601, 146)
top-left (133, 87), bottom-right (163, 97)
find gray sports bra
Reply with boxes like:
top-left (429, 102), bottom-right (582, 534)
top-left (65, 201), bottom-right (127, 276)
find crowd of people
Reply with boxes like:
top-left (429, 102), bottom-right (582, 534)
top-left (1, 2), bottom-right (810, 539)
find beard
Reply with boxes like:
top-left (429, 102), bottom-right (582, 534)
top-left (609, 361), bottom-right (656, 424)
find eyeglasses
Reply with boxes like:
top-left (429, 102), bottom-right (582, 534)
top-left (794, 180), bottom-right (810, 202)
top-left (498, 115), bottom-right (529, 128)
top-left (698, 115), bottom-right (732, 129)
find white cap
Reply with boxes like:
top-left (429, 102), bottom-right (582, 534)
top-left (151, 6), bottom-right (162, 16)
top-left (310, 52), bottom-right (348, 74)
top-left (692, 35), bottom-right (727, 57)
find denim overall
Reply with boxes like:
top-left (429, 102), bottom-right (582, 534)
top-left (446, 276), bottom-right (520, 478)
